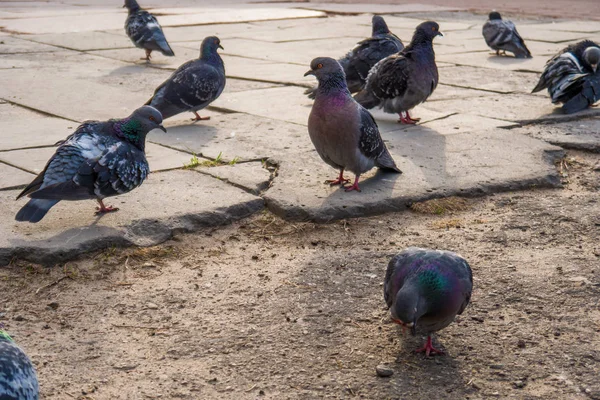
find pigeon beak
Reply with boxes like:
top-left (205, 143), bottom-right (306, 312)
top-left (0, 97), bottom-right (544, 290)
top-left (437, 31), bottom-right (444, 37)
top-left (218, 44), bottom-right (224, 50)
top-left (158, 124), bottom-right (167, 133)
top-left (593, 64), bottom-right (598, 74)
top-left (304, 69), bottom-right (315, 77)
top-left (410, 319), bottom-right (417, 336)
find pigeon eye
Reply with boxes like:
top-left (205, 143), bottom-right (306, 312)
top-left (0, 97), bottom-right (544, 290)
top-left (317, 63), bottom-right (323, 69)
top-left (149, 116), bottom-right (156, 122)
top-left (432, 27), bottom-right (436, 31)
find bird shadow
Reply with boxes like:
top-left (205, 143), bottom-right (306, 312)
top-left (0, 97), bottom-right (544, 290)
top-left (487, 54), bottom-right (530, 64)
top-left (148, 122), bottom-right (219, 156)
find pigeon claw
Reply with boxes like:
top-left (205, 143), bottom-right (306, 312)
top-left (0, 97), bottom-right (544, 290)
top-left (326, 170), bottom-right (349, 186)
top-left (415, 336), bottom-right (444, 357)
top-left (95, 200), bottom-right (119, 215)
top-left (398, 111), bottom-right (420, 124)
top-left (192, 112), bottom-right (211, 121)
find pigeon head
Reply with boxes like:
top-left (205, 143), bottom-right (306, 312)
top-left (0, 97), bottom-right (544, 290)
top-left (200, 36), bottom-right (224, 59)
top-left (118, 106), bottom-right (166, 149)
top-left (412, 21), bottom-right (443, 44)
top-left (583, 46), bottom-right (600, 73)
top-left (489, 11), bottom-right (502, 20)
top-left (123, 0), bottom-right (141, 12)
top-left (304, 57), bottom-right (348, 93)
top-left (372, 15), bottom-right (390, 36)
top-left (390, 282), bottom-right (427, 336)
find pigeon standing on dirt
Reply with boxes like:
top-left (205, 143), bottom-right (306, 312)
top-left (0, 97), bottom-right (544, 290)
top-left (305, 57), bottom-right (401, 192)
top-left (124, 0), bottom-right (175, 61)
top-left (146, 36), bottom-right (226, 121)
top-left (0, 328), bottom-right (39, 399)
top-left (482, 12), bottom-right (532, 58)
top-left (15, 106), bottom-right (166, 223)
top-left (384, 247), bottom-right (473, 356)
top-left (305, 16), bottom-right (404, 99)
top-left (354, 21), bottom-right (442, 124)
top-left (532, 40), bottom-right (600, 114)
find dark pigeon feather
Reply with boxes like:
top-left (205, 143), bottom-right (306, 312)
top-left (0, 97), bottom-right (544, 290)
top-left (0, 330), bottom-right (39, 400)
top-left (146, 36), bottom-right (226, 120)
top-left (354, 21), bottom-right (442, 119)
top-left (482, 12), bottom-right (531, 58)
top-left (15, 106), bottom-right (165, 223)
top-left (124, 0), bottom-right (174, 58)
top-left (384, 247), bottom-right (473, 356)
top-left (305, 16), bottom-right (404, 99)
top-left (305, 57), bottom-right (401, 192)
top-left (533, 40), bottom-right (600, 113)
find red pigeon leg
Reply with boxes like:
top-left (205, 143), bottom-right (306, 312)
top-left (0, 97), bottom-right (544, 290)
top-left (415, 336), bottom-right (444, 357)
top-left (326, 169), bottom-right (350, 186)
top-left (95, 199), bottom-right (119, 215)
top-left (191, 111), bottom-right (211, 121)
top-left (141, 49), bottom-right (152, 61)
top-left (398, 111), bottom-right (420, 124)
top-left (344, 175), bottom-right (362, 192)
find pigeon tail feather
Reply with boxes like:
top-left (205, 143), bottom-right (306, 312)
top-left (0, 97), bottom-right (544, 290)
top-left (376, 150), bottom-right (402, 173)
top-left (15, 199), bottom-right (60, 223)
top-left (354, 89), bottom-right (380, 109)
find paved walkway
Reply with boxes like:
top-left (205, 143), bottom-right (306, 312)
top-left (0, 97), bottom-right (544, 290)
top-left (1, 1), bottom-right (599, 264)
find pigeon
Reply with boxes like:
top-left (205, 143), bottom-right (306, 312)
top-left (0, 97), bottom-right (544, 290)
top-left (305, 57), bottom-right (401, 192)
top-left (0, 328), bottom-right (39, 400)
top-left (354, 21), bottom-right (442, 124)
top-left (482, 11), bottom-right (532, 58)
top-left (384, 247), bottom-right (473, 356)
top-left (305, 16), bottom-right (404, 99)
top-left (124, 0), bottom-right (174, 61)
top-left (15, 106), bottom-right (165, 223)
top-left (532, 40), bottom-right (600, 114)
top-left (146, 36), bottom-right (226, 121)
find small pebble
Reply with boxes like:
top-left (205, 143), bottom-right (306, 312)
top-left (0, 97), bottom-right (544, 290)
top-left (375, 365), bottom-right (394, 378)
top-left (513, 380), bottom-right (526, 389)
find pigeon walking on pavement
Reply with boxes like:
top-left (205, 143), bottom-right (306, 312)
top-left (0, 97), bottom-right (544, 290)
top-left (305, 57), bottom-right (401, 192)
top-left (354, 21), bottom-right (442, 124)
top-left (15, 106), bottom-right (165, 223)
top-left (124, 0), bottom-right (174, 61)
top-left (146, 36), bottom-right (226, 121)
top-left (0, 328), bottom-right (39, 399)
top-left (384, 247), bottom-right (473, 356)
top-left (305, 15), bottom-right (404, 99)
top-left (482, 12), bottom-right (531, 58)
top-left (532, 40), bottom-right (600, 114)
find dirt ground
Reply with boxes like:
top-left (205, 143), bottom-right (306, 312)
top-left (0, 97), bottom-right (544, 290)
top-left (1, 149), bottom-right (599, 400)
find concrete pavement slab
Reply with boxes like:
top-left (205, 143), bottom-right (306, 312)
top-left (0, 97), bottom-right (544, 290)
top-left (0, 169), bottom-right (264, 265)
top-left (436, 51), bottom-right (548, 73)
top-left (0, 36), bottom-right (61, 54)
top-left (428, 84), bottom-right (495, 101)
top-left (197, 162), bottom-right (272, 195)
top-left (0, 162), bottom-right (35, 190)
top-left (438, 66), bottom-right (540, 94)
top-left (24, 31), bottom-right (134, 51)
top-left (149, 113), bottom-right (314, 162)
top-left (421, 113), bottom-right (516, 133)
top-left (520, 21), bottom-right (600, 33)
top-left (264, 128), bottom-right (563, 222)
top-left (288, 3), bottom-right (463, 14)
top-left (514, 119), bottom-right (600, 152)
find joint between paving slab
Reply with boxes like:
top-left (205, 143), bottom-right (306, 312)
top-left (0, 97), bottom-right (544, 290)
top-left (1, 98), bottom-right (81, 123)
top-left (0, 159), bottom-right (38, 175)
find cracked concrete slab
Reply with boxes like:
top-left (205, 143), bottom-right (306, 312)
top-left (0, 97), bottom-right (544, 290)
top-left (0, 162), bottom-right (35, 190)
top-left (513, 119), bottom-right (600, 152)
top-left (425, 93), bottom-right (600, 124)
top-left (521, 21), bottom-right (600, 33)
top-left (197, 162), bottom-right (272, 195)
top-left (264, 129), bottom-right (563, 222)
top-left (438, 65), bottom-right (540, 94)
top-left (0, 36), bottom-right (61, 54)
top-left (0, 169), bottom-right (264, 266)
top-left (24, 31), bottom-right (134, 51)
top-left (0, 142), bottom-right (192, 175)
top-left (420, 113), bottom-right (516, 133)
top-left (428, 84), bottom-right (495, 101)
top-left (149, 113), bottom-right (314, 162)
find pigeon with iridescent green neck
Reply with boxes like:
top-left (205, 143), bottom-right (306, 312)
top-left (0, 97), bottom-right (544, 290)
top-left (0, 328), bottom-right (39, 399)
top-left (15, 106), bottom-right (166, 223)
top-left (384, 247), bottom-right (473, 356)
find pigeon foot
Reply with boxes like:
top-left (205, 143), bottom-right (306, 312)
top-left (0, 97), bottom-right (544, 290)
top-left (326, 169), bottom-right (350, 186)
top-left (344, 176), bottom-right (361, 192)
top-left (142, 49), bottom-right (152, 62)
top-left (95, 200), bottom-right (119, 215)
top-left (415, 336), bottom-right (444, 357)
top-left (398, 111), bottom-right (420, 124)
top-left (192, 112), bottom-right (211, 121)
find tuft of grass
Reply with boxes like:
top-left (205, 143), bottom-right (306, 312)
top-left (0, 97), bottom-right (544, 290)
top-left (429, 218), bottom-right (463, 230)
top-left (183, 153), bottom-right (201, 169)
top-left (410, 197), bottom-right (470, 215)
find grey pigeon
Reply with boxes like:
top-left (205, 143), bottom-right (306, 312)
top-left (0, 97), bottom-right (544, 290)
top-left (354, 21), bottom-right (442, 124)
top-left (0, 328), bottom-right (39, 399)
top-left (482, 12), bottom-right (531, 58)
top-left (384, 247), bottom-right (473, 356)
top-left (146, 36), bottom-right (226, 121)
top-left (15, 106), bottom-right (165, 223)
top-left (124, 0), bottom-right (174, 61)
top-left (532, 40), bottom-right (600, 114)
top-left (305, 16), bottom-right (404, 99)
top-left (305, 57), bottom-right (401, 192)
